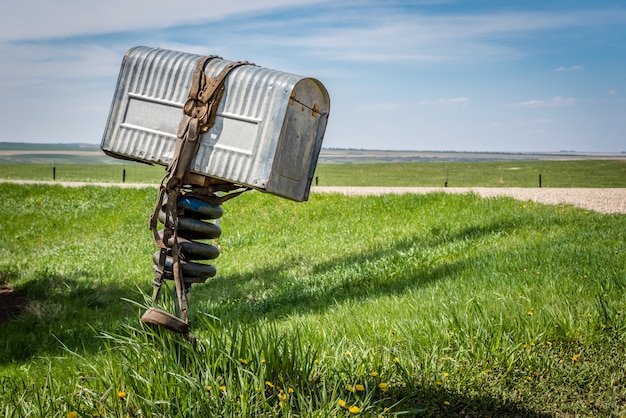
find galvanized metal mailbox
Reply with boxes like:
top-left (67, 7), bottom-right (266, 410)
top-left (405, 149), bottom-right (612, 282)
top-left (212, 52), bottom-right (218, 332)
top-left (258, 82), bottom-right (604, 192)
top-left (101, 46), bottom-right (330, 201)
top-left (101, 46), bottom-right (330, 337)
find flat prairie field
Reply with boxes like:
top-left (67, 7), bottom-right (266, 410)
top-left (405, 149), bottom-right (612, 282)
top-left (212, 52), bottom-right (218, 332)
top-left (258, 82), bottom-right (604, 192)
top-left (0, 159), bottom-right (625, 188)
top-left (0, 183), bottom-right (624, 417)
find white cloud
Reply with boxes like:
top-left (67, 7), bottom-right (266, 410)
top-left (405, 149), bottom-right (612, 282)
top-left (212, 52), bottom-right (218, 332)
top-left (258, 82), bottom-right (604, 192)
top-left (4, 2), bottom-right (624, 65)
top-left (0, 42), bottom-right (124, 81)
top-left (508, 96), bottom-right (580, 108)
top-left (284, 7), bottom-right (626, 64)
top-left (0, 1), bottom-right (625, 151)
top-left (0, 0), bottom-right (322, 42)
top-left (555, 65), bottom-right (584, 72)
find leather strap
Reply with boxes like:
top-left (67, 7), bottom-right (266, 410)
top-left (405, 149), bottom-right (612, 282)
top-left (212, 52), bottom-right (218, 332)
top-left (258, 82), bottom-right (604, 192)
top-left (149, 56), bottom-right (253, 327)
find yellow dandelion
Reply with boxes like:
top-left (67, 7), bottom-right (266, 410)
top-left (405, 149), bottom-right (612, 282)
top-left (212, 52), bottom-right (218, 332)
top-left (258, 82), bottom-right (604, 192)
top-left (238, 358), bottom-right (248, 365)
top-left (443, 401), bottom-right (450, 406)
top-left (348, 405), bottom-right (360, 414)
top-left (370, 371), bottom-right (378, 377)
top-left (378, 382), bottom-right (389, 392)
top-left (288, 387), bottom-right (294, 394)
top-left (345, 351), bottom-right (351, 356)
top-left (278, 392), bottom-right (287, 400)
top-left (265, 381), bottom-right (274, 388)
top-left (117, 391), bottom-right (127, 400)
top-left (346, 384), bottom-right (355, 392)
top-left (572, 354), bottom-right (580, 362)
top-left (546, 341), bottom-right (552, 347)
top-left (67, 412), bottom-right (78, 418)
top-left (261, 358), bottom-right (266, 363)
top-left (338, 399), bottom-right (347, 408)
top-left (393, 357), bottom-right (400, 364)
top-left (205, 385), bottom-right (212, 392)
top-left (220, 385), bottom-right (227, 392)
top-left (443, 372), bottom-right (450, 377)
top-left (355, 384), bottom-right (365, 392)
top-left (527, 376), bottom-right (533, 381)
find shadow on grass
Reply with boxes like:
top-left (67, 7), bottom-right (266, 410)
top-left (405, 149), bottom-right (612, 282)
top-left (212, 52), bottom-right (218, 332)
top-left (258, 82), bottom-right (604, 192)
top-left (380, 384), bottom-right (553, 417)
top-left (200, 217), bottom-right (522, 322)
top-left (0, 215), bottom-right (561, 416)
top-left (0, 268), bottom-right (138, 364)
top-left (0, 214), bottom-right (523, 366)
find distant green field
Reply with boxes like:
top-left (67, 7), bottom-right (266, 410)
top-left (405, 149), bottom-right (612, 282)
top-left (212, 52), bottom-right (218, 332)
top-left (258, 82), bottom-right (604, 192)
top-left (0, 163), bottom-right (166, 184)
top-left (2, 143), bottom-right (625, 187)
top-left (1, 160), bottom-right (624, 188)
top-left (1, 143), bottom-right (625, 187)
top-left (314, 160), bottom-right (626, 188)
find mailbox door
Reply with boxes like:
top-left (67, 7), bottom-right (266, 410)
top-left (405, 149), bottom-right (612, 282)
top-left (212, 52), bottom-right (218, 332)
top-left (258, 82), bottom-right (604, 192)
top-left (267, 78), bottom-right (330, 201)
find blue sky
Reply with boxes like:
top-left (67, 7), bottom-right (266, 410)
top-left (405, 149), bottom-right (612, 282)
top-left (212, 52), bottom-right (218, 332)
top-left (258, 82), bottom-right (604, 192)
top-left (0, 0), bottom-right (624, 152)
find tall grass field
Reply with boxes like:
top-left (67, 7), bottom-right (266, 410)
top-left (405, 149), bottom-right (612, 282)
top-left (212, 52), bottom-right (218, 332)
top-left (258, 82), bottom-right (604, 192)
top-left (0, 183), bottom-right (625, 417)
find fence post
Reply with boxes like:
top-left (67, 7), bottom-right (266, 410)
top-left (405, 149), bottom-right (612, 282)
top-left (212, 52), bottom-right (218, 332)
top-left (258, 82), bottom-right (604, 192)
top-left (123, 168), bottom-right (126, 183)
top-left (539, 174), bottom-right (542, 188)
top-left (53, 166), bottom-right (56, 181)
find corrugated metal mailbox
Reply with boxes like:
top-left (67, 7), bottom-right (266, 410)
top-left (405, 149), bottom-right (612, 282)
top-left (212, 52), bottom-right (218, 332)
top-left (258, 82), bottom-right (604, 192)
top-left (101, 46), bottom-right (330, 338)
top-left (101, 46), bottom-right (330, 201)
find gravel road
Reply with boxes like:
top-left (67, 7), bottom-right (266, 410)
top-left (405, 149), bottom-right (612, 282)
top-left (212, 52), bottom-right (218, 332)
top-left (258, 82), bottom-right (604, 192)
top-left (312, 187), bottom-right (626, 214)
top-left (1, 180), bottom-right (624, 214)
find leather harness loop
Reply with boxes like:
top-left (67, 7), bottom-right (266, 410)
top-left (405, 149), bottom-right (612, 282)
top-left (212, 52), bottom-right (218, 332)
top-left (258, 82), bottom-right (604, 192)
top-left (167, 59), bottom-right (252, 189)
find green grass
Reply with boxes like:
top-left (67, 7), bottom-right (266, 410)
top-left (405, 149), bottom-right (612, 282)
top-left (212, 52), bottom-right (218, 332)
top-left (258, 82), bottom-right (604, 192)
top-left (314, 160), bottom-right (626, 187)
top-left (0, 163), bottom-right (165, 183)
top-left (1, 159), bottom-right (625, 187)
top-left (0, 184), bottom-right (625, 416)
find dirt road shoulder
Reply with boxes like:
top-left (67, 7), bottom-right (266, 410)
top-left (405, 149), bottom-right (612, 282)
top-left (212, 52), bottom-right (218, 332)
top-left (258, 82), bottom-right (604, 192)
top-left (1, 181), bottom-right (624, 214)
top-left (312, 186), bottom-right (626, 214)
